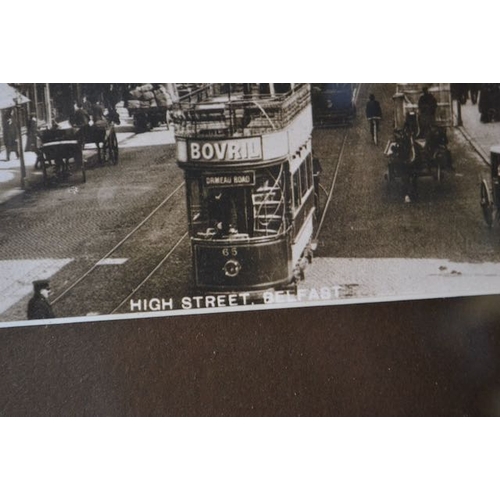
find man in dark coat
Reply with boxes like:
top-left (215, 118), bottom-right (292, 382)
top-left (366, 93), bottom-right (382, 141)
top-left (27, 280), bottom-right (55, 320)
top-left (418, 87), bottom-right (438, 137)
top-left (72, 102), bottom-right (90, 127)
top-left (2, 110), bottom-right (19, 161)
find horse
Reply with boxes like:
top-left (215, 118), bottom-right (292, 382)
top-left (388, 124), bottom-right (418, 201)
top-left (77, 118), bottom-right (116, 164)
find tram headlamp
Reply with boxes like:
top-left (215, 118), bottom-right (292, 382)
top-left (223, 259), bottom-right (241, 278)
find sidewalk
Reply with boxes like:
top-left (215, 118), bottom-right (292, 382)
top-left (0, 103), bottom-right (175, 205)
top-left (459, 99), bottom-right (500, 165)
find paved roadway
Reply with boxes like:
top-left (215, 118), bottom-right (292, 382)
top-left (301, 83), bottom-right (500, 303)
top-left (1, 86), bottom-right (500, 415)
top-left (0, 127), bottom-right (190, 321)
top-left (3, 84), bottom-right (500, 321)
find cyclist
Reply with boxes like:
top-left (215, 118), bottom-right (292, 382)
top-left (366, 94), bottom-right (382, 143)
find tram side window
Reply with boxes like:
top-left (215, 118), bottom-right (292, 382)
top-left (306, 154), bottom-right (313, 189)
top-left (187, 178), bottom-right (203, 231)
top-left (293, 171), bottom-right (301, 210)
top-left (300, 159), bottom-right (308, 196)
top-left (293, 157), bottom-right (314, 211)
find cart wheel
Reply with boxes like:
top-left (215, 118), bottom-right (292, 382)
top-left (75, 148), bottom-right (85, 183)
top-left (436, 163), bottom-right (442, 183)
top-left (109, 131), bottom-right (119, 165)
top-left (480, 181), bottom-right (493, 228)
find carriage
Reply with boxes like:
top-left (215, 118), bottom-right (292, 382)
top-left (38, 127), bottom-right (85, 185)
top-left (480, 146), bottom-right (500, 227)
top-left (385, 85), bottom-right (454, 201)
top-left (384, 117), bottom-right (453, 200)
top-left (128, 106), bottom-right (168, 133)
top-left (126, 83), bottom-right (172, 133)
top-left (37, 120), bottom-right (118, 186)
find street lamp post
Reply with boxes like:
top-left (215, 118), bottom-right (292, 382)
top-left (456, 98), bottom-right (463, 127)
top-left (14, 94), bottom-right (27, 190)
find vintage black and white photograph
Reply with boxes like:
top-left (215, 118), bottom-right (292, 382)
top-left (1, 3), bottom-right (499, 498)
top-left (1, 82), bottom-right (500, 327)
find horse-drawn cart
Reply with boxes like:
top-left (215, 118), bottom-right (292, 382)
top-left (37, 121), bottom-right (119, 186)
top-left (384, 120), bottom-right (453, 201)
top-left (127, 84), bottom-right (172, 133)
top-left (38, 128), bottom-right (85, 185)
top-left (480, 146), bottom-right (500, 227)
top-left (128, 106), bottom-right (168, 133)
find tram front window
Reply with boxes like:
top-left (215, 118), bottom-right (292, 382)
top-left (187, 184), bottom-right (253, 239)
top-left (207, 189), bottom-right (250, 237)
top-left (188, 165), bottom-right (285, 240)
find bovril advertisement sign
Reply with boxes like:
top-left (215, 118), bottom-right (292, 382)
top-left (187, 137), bottom-right (263, 163)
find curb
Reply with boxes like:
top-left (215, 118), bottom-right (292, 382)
top-left (457, 125), bottom-right (491, 167)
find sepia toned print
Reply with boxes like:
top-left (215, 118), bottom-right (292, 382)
top-left (1, 83), bottom-right (500, 327)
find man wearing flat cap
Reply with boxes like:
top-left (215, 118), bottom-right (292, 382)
top-left (27, 280), bottom-right (55, 320)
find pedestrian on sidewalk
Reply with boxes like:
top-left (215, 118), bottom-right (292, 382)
top-left (25, 113), bottom-right (38, 152)
top-left (2, 110), bottom-right (19, 161)
top-left (27, 280), bottom-right (55, 320)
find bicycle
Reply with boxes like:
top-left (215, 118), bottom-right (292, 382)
top-left (368, 116), bottom-right (381, 145)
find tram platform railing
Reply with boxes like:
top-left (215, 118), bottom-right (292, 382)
top-left (172, 83), bottom-right (311, 139)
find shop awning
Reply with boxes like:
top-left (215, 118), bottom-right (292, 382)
top-left (0, 83), bottom-right (30, 110)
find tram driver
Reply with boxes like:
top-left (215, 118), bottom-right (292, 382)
top-left (207, 190), bottom-right (238, 238)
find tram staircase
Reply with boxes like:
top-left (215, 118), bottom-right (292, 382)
top-left (252, 170), bottom-right (285, 236)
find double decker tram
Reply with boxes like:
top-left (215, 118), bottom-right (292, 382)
top-left (173, 83), bottom-right (318, 296)
top-left (311, 83), bottom-right (357, 127)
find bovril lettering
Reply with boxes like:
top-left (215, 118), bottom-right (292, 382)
top-left (190, 139), bottom-right (261, 161)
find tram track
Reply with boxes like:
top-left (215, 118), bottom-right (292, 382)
top-left (51, 85), bottom-right (366, 317)
top-left (314, 83), bottom-right (363, 241)
top-left (110, 85), bottom-right (367, 311)
top-left (104, 84), bottom-right (366, 313)
top-left (50, 180), bottom-right (186, 311)
top-left (109, 231), bottom-right (188, 314)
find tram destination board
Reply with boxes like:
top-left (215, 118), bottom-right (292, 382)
top-left (2, 82), bottom-right (500, 329)
top-left (204, 172), bottom-right (256, 188)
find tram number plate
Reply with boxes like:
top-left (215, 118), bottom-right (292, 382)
top-left (222, 248), bottom-right (238, 256)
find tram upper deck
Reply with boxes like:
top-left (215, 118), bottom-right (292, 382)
top-left (173, 83), bottom-right (311, 140)
top-left (173, 84), bottom-right (313, 167)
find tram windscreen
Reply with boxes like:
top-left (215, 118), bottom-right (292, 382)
top-left (187, 164), bottom-right (286, 239)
